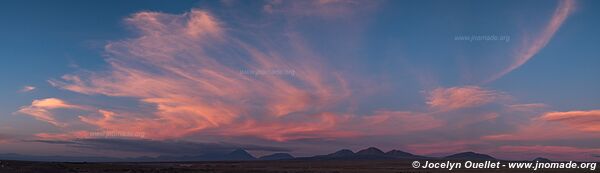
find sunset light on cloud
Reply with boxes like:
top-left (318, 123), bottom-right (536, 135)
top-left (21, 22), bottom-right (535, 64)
top-left (1, 0), bottom-right (599, 163)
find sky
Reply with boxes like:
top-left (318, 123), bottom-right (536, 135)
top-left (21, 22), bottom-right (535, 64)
top-left (0, 0), bottom-right (599, 161)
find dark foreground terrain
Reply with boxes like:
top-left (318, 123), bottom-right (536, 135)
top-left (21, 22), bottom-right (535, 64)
top-left (0, 160), bottom-right (589, 173)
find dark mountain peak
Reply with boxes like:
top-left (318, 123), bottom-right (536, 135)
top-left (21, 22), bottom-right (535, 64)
top-left (223, 149), bottom-right (256, 160)
top-left (534, 157), bottom-right (551, 162)
top-left (356, 147), bottom-right (385, 155)
top-left (385, 150), bottom-right (415, 157)
top-left (229, 148), bottom-right (251, 155)
top-left (460, 151), bottom-right (477, 155)
top-left (328, 149), bottom-right (355, 157)
top-left (259, 153), bottom-right (294, 160)
top-left (444, 151), bottom-right (496, 160)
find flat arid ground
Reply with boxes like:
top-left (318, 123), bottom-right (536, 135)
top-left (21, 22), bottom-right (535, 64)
top-left (0, 160), bottom-right (588, 173)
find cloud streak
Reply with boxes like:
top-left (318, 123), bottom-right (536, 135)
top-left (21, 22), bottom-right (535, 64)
top-left (426, 86), bottom-right (506, 111)
top-left (497, 145), bottom-right (600, 161)
top-left (483, 110), bottom-right (600, 141)
top-left (18, 85), bottom-right (36, 93)
top-left (28, 138), bottom-right (290, 155)
top-left (540, 110), bottom-right (600, 132)
top-left (16, 98), bottom-right (86, 127)
top-left (263, 0), bottom-right (378, 18)
top-left (0, 133), bottom-right (13, 144)
top-left (486, 0), bottom-right (575, 83)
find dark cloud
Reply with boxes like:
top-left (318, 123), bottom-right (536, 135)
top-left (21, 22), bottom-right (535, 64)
top-left (23, 139), bottom-right (78, 145)
top-left (0, 133), bottom-right (15, 143)
top-left (28, 138), bottom-right (290, 155)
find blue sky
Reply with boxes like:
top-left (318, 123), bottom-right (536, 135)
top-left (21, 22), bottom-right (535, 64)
top-left (0, 0), bottom-right (599, 161)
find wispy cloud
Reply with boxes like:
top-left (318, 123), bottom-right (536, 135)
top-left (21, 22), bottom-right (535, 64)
top-left (16, 98), bottom-right (86, 127)
top-left (18, 85), bottom-right (36, 93)
top-left (0, 133), bottom-right (13, 144)
top-left (486, 0), bottom-right (575, 83)
top-left (27, 138), bottom-right (290, 155)
top-left (34, 131), bottom-right (94, 140)
top-left (482, 110), bottom-right (600, 141)
top-left (497, 145), bottom-right (600, 161)
top-left (361, 111), bottom-right (443, 134)
top-left (214, 111), bottom-right (442, 142)
top-left (263, 0), bottom-right (378, 18)
top-left (507, 103), bottom-right (548, 112)
top-left (540, 110), bottom-right (600, 132)
top-left (426, 86), bottom-right (507, 111)
top-left (42, 7), bottom-right (421, 141)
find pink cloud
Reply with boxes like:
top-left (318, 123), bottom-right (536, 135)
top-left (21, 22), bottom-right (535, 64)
top-left (482, 125), bottom-right (587, 141)
top-left (35, 131), bottom-right (90, 141)
top-left (16, 98), bottom-right (86, 127)
top-left (0, 134), bottom-right (11, 144)
top-left (455, 112), bottom-right (499, 128)
top-left (483, 110), bottom-right (600, 141)
top-left (165, 110), bottom-right (442, 142)
top-left (507, 103), bottom-right (548, 112)
top-left (184, 10), bottom-right (221, 38)
top-left (215, 112), bottom-right (357, 142)
top-left (540, 110), bottom-right (600, 132)
top-left (262, 0), bottom-right (377, 18)
top-left (360, 111), bottom-right (443, 134)
top-left (29, 98), bottom-right (81, 109)
top-left (486, 0), bottom-right (575, 83)
top-left (44, 9), bottom-right (393, 141)
top-left (18, 85), bottom-right (36, 93)
top-left (426, 86), bottom-right (506, 111)
top-left (77, 110), bottom-right (155, 137)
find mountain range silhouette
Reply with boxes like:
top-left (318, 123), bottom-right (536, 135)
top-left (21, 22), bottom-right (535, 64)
top-left (0, 147), bottom-right (508, 162)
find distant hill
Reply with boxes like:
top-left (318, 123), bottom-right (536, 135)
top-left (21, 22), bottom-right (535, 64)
top-left (356, 147), bottom-right (385, 155)
top-left (533, 157), bottom-right (551, 162)
top-left (350, 147), bottom-right (392, 160)
top-left (385, 150), bottom-right (425, 159)
top-left (327, 149), bottom-right (355, 158)
top-left (301, 147), bottom-right (427, 160)
top-left (259, 153), bottom-right (294, 160)
top-left (444, 152), bottom-right (496, 160)
top-left (222, 149), bottom-right (256, 161)
top-left (1, 148), bottom-right (505, 162)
